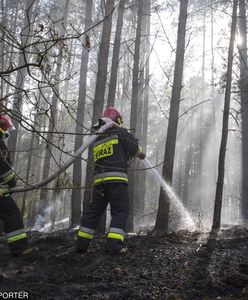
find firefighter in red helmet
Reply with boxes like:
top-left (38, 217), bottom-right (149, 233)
top-left (0, 114), bottom-right (29, 255)
top-left (76, 107), bottom-right (146, 255)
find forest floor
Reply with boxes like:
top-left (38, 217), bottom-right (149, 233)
top-left (0, 226), bottom-right (248, 300)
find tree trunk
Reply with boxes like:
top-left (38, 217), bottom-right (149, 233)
top-left (126, 0), bottom-right (143, 232)
top-left (0, 0), bottom-right (7, 103)
top-left (71, 0), bottom-right (93, 227)
top-left (196, 6), bottom-right (206, 208)
top-left (39, 0), bottom-right (70, 211)
top-left (129, 0), bottom-right (143, 132)
top-left (107, 0), bottom-right (125, 107)
top-left (239, 0), bottom-right (248, 222)
top-left (8, 0), bottom-right (34, 164)
top-left (3, 2), bottom-right (19, 103)
top-left (155, 0), bottom-right (188, 233)
top-left (211, 0), bottom-right (215, 96)
top-left (137, 0), bottom-right (150, 226)
top-left (83, 0), bottom-right (114, 232)
top-left (27, 92), bottom-right (46, 228)
top-left (21, 129), bottom-right (35, 216)
top-left (211, 0), bottom-right (238, 233)
top-left (142, 0), bottom-right (150, 154)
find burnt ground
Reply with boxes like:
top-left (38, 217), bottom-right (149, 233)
top-left (0, 226), bottom-right (248, 300)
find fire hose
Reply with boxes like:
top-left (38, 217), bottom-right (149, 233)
top-left (10, 120), bottom-right (115, 194)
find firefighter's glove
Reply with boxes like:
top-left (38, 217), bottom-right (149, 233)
top-left (7, 177), bottom-right (17, 188)
top-left (93, 119), bottom-right (105, 131)
top-left (138, 152), bottom-right (146, 160)
top-left (93, 117), bottom-right (114, 131)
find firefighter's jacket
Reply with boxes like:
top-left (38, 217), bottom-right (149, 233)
top-left (0, 139), bottom-right (16, 196)
top-left (93, 125), bottom-right (142, 185)
top-left (0, 138), bottom-right (28, 254)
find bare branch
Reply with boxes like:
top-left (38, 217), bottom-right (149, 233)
top-left (179, 99), bottom-right (211, 118)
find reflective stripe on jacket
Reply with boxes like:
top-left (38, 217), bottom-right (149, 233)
top-left (94, 172), bottom-right (128, 184)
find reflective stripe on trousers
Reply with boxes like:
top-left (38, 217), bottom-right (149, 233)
top-left (6, 228), bottom-right (27, 243)
top-left (78, 226), bottom-right (95, 239)
top-left (107, 227), bottom-right (125, 242)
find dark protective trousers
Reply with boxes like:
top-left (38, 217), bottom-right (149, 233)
top-left (0, 195), bottom-right (28, 255)
top-left (77, 183), bottom-right (129, 253)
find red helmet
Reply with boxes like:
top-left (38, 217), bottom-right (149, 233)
top-left (102, 107), bottom-right (123, 124)
top-left (0, 114), bottom-right (14, 131)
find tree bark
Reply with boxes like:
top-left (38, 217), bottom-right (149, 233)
top-left (8, 0), bottom-right (34, 164)
top-left (211, 0), bottom-right (238, 233)
top-left (126, 0), bottom-right (143, 232)
top-left (239, 0), bottom-right (248, 222)
top-left (155, 0), bottom-right (188, 233)
top-left (71, 0), bottom-right (93, 227)
top-left (107, 0), bottom-right (125, 107)
top-left (0, 0), bottom-right (7, 103)
top-left (83, 0), bottom-right (115, 232)
top-left (3, 2), bottom-right (19, 102)
top-left (129, 0), bottom-right (143, 132)
top-left (138, 0), bottom-right (150, 225)
top-left (39, 0), bottom-right (70, 211)
top-left (211, 0), bottom-right (215, 96)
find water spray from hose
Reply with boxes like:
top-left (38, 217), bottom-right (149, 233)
top-left (143, 158), bottom-right (196, 231)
